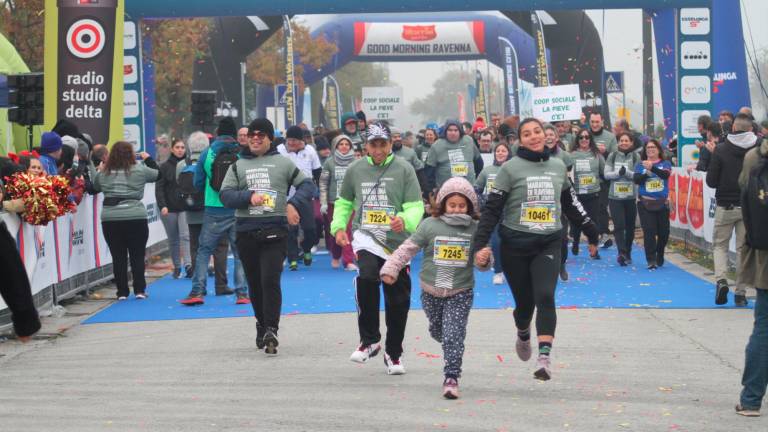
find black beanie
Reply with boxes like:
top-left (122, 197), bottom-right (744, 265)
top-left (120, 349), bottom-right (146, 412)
top-left (217, 117), bottom-right (238, 137)
top-left (356, 111), bottom-right (367, 122)
top-left (286, 125), bottom-right (304, 141)
top-left (248, 118), bottom-right (275, 141)
top-left (314, 136), bottom-right (331, 151)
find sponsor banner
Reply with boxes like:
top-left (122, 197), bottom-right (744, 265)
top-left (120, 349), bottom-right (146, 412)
top-left (712, 0), bottom-right (752, 114)
top-left (530, 12), bottom-right (549, 87)
top-left (670, 168), bottom-right (734, 251)
top-left (498, 37), bottom-right (519, 117)
top-left (354, 21), bottom-right (485, 57)
top-left (0, 184), bottom-right (167, 315)
top-left (45, 0), bottom-right (124, 147)
top-left (531, 84), bottom-right (581, 123)
top-left (322, 76), bottom-right (341, 130)
top-left (361, 87), bottom-right (404, 122)
top-left (473, 70), bottom-right (488, 123)
top-left (680, 8), bottom-right (710, 36)
top-left (283, 16), bottom-right (297, 125)
top-left (680, 41), bottom-right (711, 70)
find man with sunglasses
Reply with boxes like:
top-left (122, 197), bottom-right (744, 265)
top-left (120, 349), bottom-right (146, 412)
top-left (588, 111), bottom-right (617, 249)
top-left (331, 122), bottom-right (424, 375)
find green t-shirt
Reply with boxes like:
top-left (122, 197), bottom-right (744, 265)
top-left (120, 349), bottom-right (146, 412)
top-left (592, 129), bottom-right (617, 158)
top-left (552, 149), bottom-right (574, 171)
top-left (338, 156), bottom-right (423, 252)
top-left (606, 150), bottom-right (640, 200)
top-left (394, 145), bottom-right (424, 172)
top-left (426, 135), bottom-right (480, 188)
top-left (410, 217), bottom-right (478, 291)
top-left (571, 150), bottom-right (604, 195)
top-left (219, 154), bottom-right (307, 219)
top-left (94, 163), bottom-right (159, 222)
top-left (493, 156), bottom-right (568, 235)
top-left (415, 142), bottom-right (432, 164)
top-left (320, 158), bottom-right (351, 203)
top-left (475, 164), bottom-right (502, 197)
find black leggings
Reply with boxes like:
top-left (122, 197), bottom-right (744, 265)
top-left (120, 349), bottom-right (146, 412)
top-left (500, 237), bottom-right (561, 337)
top-left (102, 219), bottom-right (149, 297)
top-left (236, 230), bottom-right (287, 329)
top-left (608, 199), bottom-right (637, 256)
top-left (571, 193), bottom-right (600, 245)
top-left (356, 250), bottom-right (411, 359)
top-left (637, 202), bottom-right (670, 265)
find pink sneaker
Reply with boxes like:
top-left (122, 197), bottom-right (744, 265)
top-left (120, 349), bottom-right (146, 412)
top-left (534, 355), bottom-right (552, 381)
top-left (442, 377), bottom-right (459, 399)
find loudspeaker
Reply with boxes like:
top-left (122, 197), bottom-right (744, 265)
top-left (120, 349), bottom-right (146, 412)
top-left (8, 72), bottom-right (44, 126)
top-left (191, 90), bottom-right (217, 127)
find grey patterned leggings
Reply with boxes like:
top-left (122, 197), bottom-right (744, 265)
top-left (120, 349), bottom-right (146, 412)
top-left (421, 289), bottom-right (474, 378)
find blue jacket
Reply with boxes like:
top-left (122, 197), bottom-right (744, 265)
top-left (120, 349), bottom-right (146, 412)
top-left (39, 154), bottom-right (58, 176)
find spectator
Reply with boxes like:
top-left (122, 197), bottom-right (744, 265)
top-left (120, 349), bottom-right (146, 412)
top-left (707, 113), bottom-right (760, 307)
top-left (237, 127), bottom-right (249, 149)
top-left (478, 130), bottom-right (494, 153)
top-left (759, 119), bottom-right (768, 138)
top-left (155, 138), bottom-right (192, 279)
top-left (735, 133), bottom-right (768, 417)
top-left (38, 132), bottom-right (63, 175)
top-left (718, 110), bottom-right (735, 126)
top-left (696, 115), bottom-right (714, 172)
top-left (91, 142), bottom-right (159, 300)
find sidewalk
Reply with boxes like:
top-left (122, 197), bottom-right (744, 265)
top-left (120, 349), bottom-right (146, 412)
top-left (0, 253), bottom-right (762, 431)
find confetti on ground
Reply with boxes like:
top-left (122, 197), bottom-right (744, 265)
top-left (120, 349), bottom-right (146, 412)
top-left (496, 354), bottom-right (504, 363)
top-left (417, 351), bottom-right (441, 359)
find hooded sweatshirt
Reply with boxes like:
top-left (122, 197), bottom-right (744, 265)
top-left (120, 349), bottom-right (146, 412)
top-left (320, 135), bottom-right (356, 206)
top-left (424, 120), bottom-right (483, 192)
top-left (604, 148), bottom-right (641, 200)
top-left (341, 112), bottom-right (364, 147)
top-left (380, 177), bottom-right (490, 298)
top-left (706, 131), bottom-right (760, 206)
top-left (195, 135), bottom-right (240, 214)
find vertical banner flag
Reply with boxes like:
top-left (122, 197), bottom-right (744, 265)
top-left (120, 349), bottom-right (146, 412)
top-left (531, 11), bottom-right (550, 87)
top-left (711, 0), bottom-right (752, 114)
top-left (323, 76), bottom-right (341, 130)
top-left (45, 0), bottom-right (124, 146)
top-left (474, 70), bottom-right (488, 123)
top-left (283, 15), bottom-right (296, 126)
top-left (457, 93), bottom-right (466, 123)
top-left (123, 20), bottom-right (145, 152)
top-left (498, 37), bottom-right (520, 117)
top-left (677, 7), bottom-right (714, 167)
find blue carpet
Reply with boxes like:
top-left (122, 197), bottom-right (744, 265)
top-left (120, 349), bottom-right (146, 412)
top-left (83, 245), bottom-right (749, 324)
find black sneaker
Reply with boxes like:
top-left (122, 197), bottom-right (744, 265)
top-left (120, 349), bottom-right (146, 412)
top-left (184, 265), bottom-right (193, 279)
top-left (647, 260), bottom-right (658, 271)
top-left (303, 252), bottom-right (313, 266)
top-left (601, 238), bottom-right (614, 249)
top-left (172, 268), bottom-right (182, 279)
top-left (715, 279), bottom-right (729, 305)
top-left (559, 265), bottom-right (569, 282)
top-left (264, 328), bottom-right (279, 355)
top-left (617, 254), bottom-right (627, 267)
top-left (256, 324), bottom-right (266, 349)
top-left (657, 254), bottom-right (665, 267)
top-left (735, 295), bottom-right (748, 307)
top-left (571, 243), bottom-right (579, 256)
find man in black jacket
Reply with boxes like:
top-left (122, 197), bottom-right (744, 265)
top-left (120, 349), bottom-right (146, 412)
top-left (707, 113), bottom-right (760, 307)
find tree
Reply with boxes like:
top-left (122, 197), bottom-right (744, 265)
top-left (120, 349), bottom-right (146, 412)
top-left (747, 48), bottom-right (768, 120)
top-left (0, 0), bottom-right (45, 71)
top-left (410, 68), bottom-right (474, 125)
top-left (143, 18), bottom-right (212, 138)
top-left (246, 20), bottom-right (337, 91)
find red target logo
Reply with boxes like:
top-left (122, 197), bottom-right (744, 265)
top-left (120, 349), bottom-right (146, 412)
top-left (66, 19), bottom-right (105, 59)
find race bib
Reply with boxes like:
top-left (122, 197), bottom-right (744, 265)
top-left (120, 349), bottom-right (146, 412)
top-left (646, 178), bottom-right (664, 193)
top-left (484, 174), bottom-right (497, 195)
top-left (613, 182), bottom-right (633, 196)
top-left (451, 162), bottom-right (469, 177)
top-left (520, 202), bottom-right (556, 227)
top-left (249, 189), bottom-right (278, 214)
top-left (433, 237), bottom-right (470, 267)
top-left (361, 204), bottom-right (396, 231)
top-left (578, 175), bottom-right (596, 187)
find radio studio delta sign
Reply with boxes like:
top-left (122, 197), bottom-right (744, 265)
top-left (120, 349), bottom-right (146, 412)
top-left (354, 21), bottom-right (485, 57)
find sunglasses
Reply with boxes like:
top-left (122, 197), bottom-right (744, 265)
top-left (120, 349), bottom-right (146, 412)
top-left (579, 135), bottom-right (590, 140)
top-left (248, 131), bottom-right (268, 139)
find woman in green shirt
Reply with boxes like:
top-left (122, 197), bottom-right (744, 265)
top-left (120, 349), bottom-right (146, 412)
top-left (569, 129), bottom-right (605, 258)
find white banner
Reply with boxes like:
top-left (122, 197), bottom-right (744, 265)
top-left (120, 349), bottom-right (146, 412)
top-left (531, 84), bottom-right (582, 122)
top-left (354, 21), bottom-right (485, 57)
top-left (0, 184), bottom-right (167, 314)
top-left (361, 87), bottom-right (404, 122)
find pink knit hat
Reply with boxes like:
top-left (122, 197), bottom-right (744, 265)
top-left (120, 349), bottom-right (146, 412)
top-left (436, 177), bottom-right (479, 212)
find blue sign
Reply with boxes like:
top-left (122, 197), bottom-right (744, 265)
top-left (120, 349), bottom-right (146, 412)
top-left (604, 71), bottom-right (624, 93)
top-left (0, 74), bottom-right (7, 108)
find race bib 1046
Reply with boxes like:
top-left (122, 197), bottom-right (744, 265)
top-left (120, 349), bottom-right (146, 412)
top-left (520, 201), bottom-right (557, 228)
top-left (451, 162), bottom-right (469, 177)
top-left (361, 204), bottom-right (396, 231)
top-left (433, 237), bottom-right (470, 267)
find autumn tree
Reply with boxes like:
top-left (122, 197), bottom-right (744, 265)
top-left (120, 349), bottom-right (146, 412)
top-left (0, 0), bottom-right (45, 71)
top-left (143, 18), bottom-right (212, 138)
top-left (246, 20), bottom-right (337, 91)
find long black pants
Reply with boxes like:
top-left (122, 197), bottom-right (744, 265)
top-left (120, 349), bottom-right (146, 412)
top-left (598, 181), bottom-right (611, 235)
top-left (571, 193), bottom-right (600, 246)
top-left (189, 223), bottom-right (229, 291)
top-left (287, 225), bottom-right (316, 261)
top-left (356, 250), bottom-right (411, 360)
top-left (102, 219), bottom-right (149, 297)
top-left (236, 229), bottom-right (287, 329)
top-left (0, 222), bottom-right (40, 337)
top-left (608, 199), bottom-right (637, 257)
top-left (500, 236), bottom-right (561, 337)
top-left (637, 202), bottom-right (670, 266)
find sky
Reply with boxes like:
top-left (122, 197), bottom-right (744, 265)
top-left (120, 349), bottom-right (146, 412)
top-left (384, 0), bottom-right (768, 130)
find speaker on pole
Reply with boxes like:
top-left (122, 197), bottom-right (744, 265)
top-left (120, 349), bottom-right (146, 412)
top-left (8, 72), bottom-right (44, 126)
top-left (191, 90), bottom-right (217, 131)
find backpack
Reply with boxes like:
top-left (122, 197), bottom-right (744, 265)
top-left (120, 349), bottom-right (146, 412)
top-left (742, 143), bottom-right (768, 250)
top-left (210, 145), bottom-right (239, 192)
top-left (178, 161), bottom-right (204, 211)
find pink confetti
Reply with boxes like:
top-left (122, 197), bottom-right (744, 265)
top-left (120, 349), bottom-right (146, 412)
top-left (496, 355), bottom-right (504, 363)
top-left (417, 351), bottom-right (441, 359)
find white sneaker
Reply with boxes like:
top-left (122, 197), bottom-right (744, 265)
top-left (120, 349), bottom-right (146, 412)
top-left (384, 353), bottom-right (405, 375)
top-left (310, 246), bottom-right (318, 254)
top-left (345, 263), bottom-right (359, 272)
top-left (492, 273), bottom-right (504, 285)
top-left (349, 343), bottom-right (381, 363)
